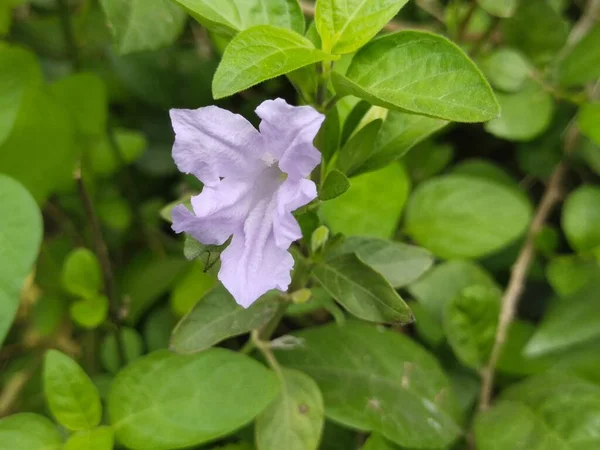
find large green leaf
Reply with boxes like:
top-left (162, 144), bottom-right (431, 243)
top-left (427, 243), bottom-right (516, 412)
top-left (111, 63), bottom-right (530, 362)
top-left (0, 413), bottom-right (62, 450)
top-left (320, 163), bottom-right (410, 238)
top-left (562, 185), bottom-right (600, 252)
top-left (525, 280), bottom-right (600, 357)
top-left (331, 31), bottom-right (499, 122)
top-left (408, 260), bottom-right (498, 322)
top-left (213, 25), bottom-right (332, 99)
top-left (170, 285), bottom-right (280, 354)
top-left (0, 45), bottom-right (42, 146)
top-left (171, 0), bottom-right (305, 36)
top-left (405, 175), bottom-right (532, 259)
top-left (0, 175), bottom-right (42, 345)
top-left (443, 285), bottom-right (501, 369)
top-left (315, 0), bottom-right (408, 54)
top-left (275, 322), bottom-right (461, 448)
top-left (330, 236), bottom-right (433, 288)
top-left (256, 369), bottom-right (324, 450)
top-left (109, 349), bottom-right (279, 450)
top-left (577, 103), bottom-right (600, 147)
top-left (64, 427), bottom-right (114, 450)
top-left (312, 253), bottom-right (413, 324)
top-left (475, 372), bottom-right (600, 450)
top-left (558, 25), bottom-right (600, 87)
top-left (100, 0), bottom-right (186, 54)
top-left (476, 0), bottom-right (517, 18)
top-left (43, 350), bottom-right (102, 431)
top-left (485, 80), bottom-right (554, 142)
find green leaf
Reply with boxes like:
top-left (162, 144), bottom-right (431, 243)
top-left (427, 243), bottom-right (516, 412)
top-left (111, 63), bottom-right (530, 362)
top-left (70, 294), bottom-right (109, 329)
top-left (315, 0), bottom-right (409, 54)
top-left (443, 285), bottom-right (501, 369)
top-left (314, 106), bottom-right (340, 163)
top-left (213, 25), bottom-right (332, 99)
top-left (577, 103), bottom-right (600, 146)
top-left (409, 300), bottom-right (445, 347)
top-left (312, 253), bottom-right (413, 324)
top-left (405, 174), bottom-right (532, 259)
top-left (361, 111), bottom-right (448, 174)
top-left (452, 159), bottom-right (519, 188)
top-left (100, 0), bottom-right (186, 54)
top-left (100, 327), bottom-right (144, 373)
top-left (478, 48), bottom-right (531, 92)
top-left (170, 260), bottom-right (217, 317)
top-left (475, 372), bottom-right (600, 450)
top-left (408, 260), bottom-right (498, 322)
top-left (50, 73), bottom-right (108, 137)
top-left (525, 279), bottom-right (600, 357)
top-left (476, 0), bottom-right (517, 18)
top-left (336, 119), bottom-right (382, 176)
top-left (109, 349), bottom-right (279, 450)
top-left (485, 80), bottom-right (554, 141)
top-left (61, 248), bottom-right (102, 299)
top-left (558, 25), bottom-right (600, 87)
top-left (275, 322), bottom-right (461, 448)
top-left (320, 163), bottom-right (410, 239)
top-left (330, 236), bottom-right (433, 288)
top-left (171, 0), bottom-right (305, 36)
top-left (64, 427), bottom-right (114, 450)
top-left (362, 434), bottom-right (396, 450)
top-left (546, 254), bottom-right (600, 296)
top-left (402, 141), bottom-right (454, 182)
top-left (0, 175), bottom-right (42, 345)
top-left (0, 87), bottom-right (76, 202)
top-left (0, 45), bottom-right (42, 146)
top-left (170, 285), bottom-right (279, 354)
top-left (319, 169), bottom-right (350, 201)
top-left (256, 369), bottom-right (324, 450)
top-left (89, 128), bottom-right (147, 178)
top-left (0, 413), bottom-right (62, 450)
top-left (332, 31), bottom-right (499, 122)
top-left (144, 306), bottom-right (177, 352)
top-left (562, 185), bottom-right (600, 252)
top-left (43, 350), bottom-right (102, 431)
top-left (503, 0), bottom-right (569, 66)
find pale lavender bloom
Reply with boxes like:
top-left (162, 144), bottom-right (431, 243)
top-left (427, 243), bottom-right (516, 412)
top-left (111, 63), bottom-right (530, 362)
top-left (170, 99), bottom-right (324, 307)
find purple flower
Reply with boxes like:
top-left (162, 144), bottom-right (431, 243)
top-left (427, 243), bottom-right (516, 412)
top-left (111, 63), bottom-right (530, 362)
top-left (170, 99), bottom-right (324, 307)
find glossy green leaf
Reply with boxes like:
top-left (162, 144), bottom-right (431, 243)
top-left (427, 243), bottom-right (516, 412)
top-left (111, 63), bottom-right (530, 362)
top-left (577, 102), bottom-right (600, 146)
top-left (485, 80), bottom-right (554, 141)
top-left (43, 350), bottom-right (102, 431)
top-left (475, 372), bottom-right (600, 450)
top-left (256, 369), bottom-right (324, 450)
top-left (443, 285), bottom-right (501, 369)
top-left (320, 163), bottom-right (410, 238)
top-left (64, 427), bottom-right (114, 450)
top-left (361, 111), bottom-right (448, 173)
top-left (525, 279), bottom-right (600, 356)
top-left (313, 253), bottom-right (413, 324)
top-left (0, 413), bottom-right (62, 450)
top-left (319, 169), bottom-right (350, 201)
top-left (70, 294), bottom-right (109, 329)
top-left (478, 48), bottom-right (531, 92)
top-left (275, 322), bottom-right (461, 448)
top-left (315, 0), bottom-right (409, 54)
top-left (100, 327), bottom-right (144, 373)
top-left (476, 0), bottom-right (517, 18)
top-left (100, 0), bottom-right (186, 54)
top-left (336, 119), bottom-right (382, 176)
top-left (332, 31), bottom-right (499, 122)
top-left (558, 25), bottom-right (600, 87)
top-left (0, 45), bottom-right (42, 146)
top-left (170, 260), bottom-right (217, 317)
top-left (109, 349), bottom-right (279, 450)
top-left (61, 248), bottom-right (102, 299)
top-left (408, 260), bottom-right (498, 322)
top-left (330, 236), bottom-right (434, 288)
top-left (562, 185), bottom-right (600, 252)
top-left (405, 175), bottom-right (532, 259)
top-left (503, 0), bottom-right (569, 66)
top-left (171, 0), bottom-right (305, 36)
top-left (170, 285), bottom-right (279, 354)
top-left (0, 175), bottom-right (42, 345)
top-left (50, 73), bottom-right (107, 137)
top-left (213, 25), bottom-right (332, 99)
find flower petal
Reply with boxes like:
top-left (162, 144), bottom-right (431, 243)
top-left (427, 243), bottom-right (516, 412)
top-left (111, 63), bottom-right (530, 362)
top-left (218, 196), bottom-right (294, 307)
top-left (255, 98), bottom-right (324, 180)
top-left (170, 107), bottom-right (264, 186)
top-left (273, 178), bottom-right (317, 248)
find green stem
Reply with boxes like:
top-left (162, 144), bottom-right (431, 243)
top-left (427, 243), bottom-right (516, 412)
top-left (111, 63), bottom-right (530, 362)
top-left (252, 330), bottom-right (284, 380)
top-left (56, 0), bottom-right (80, 69)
